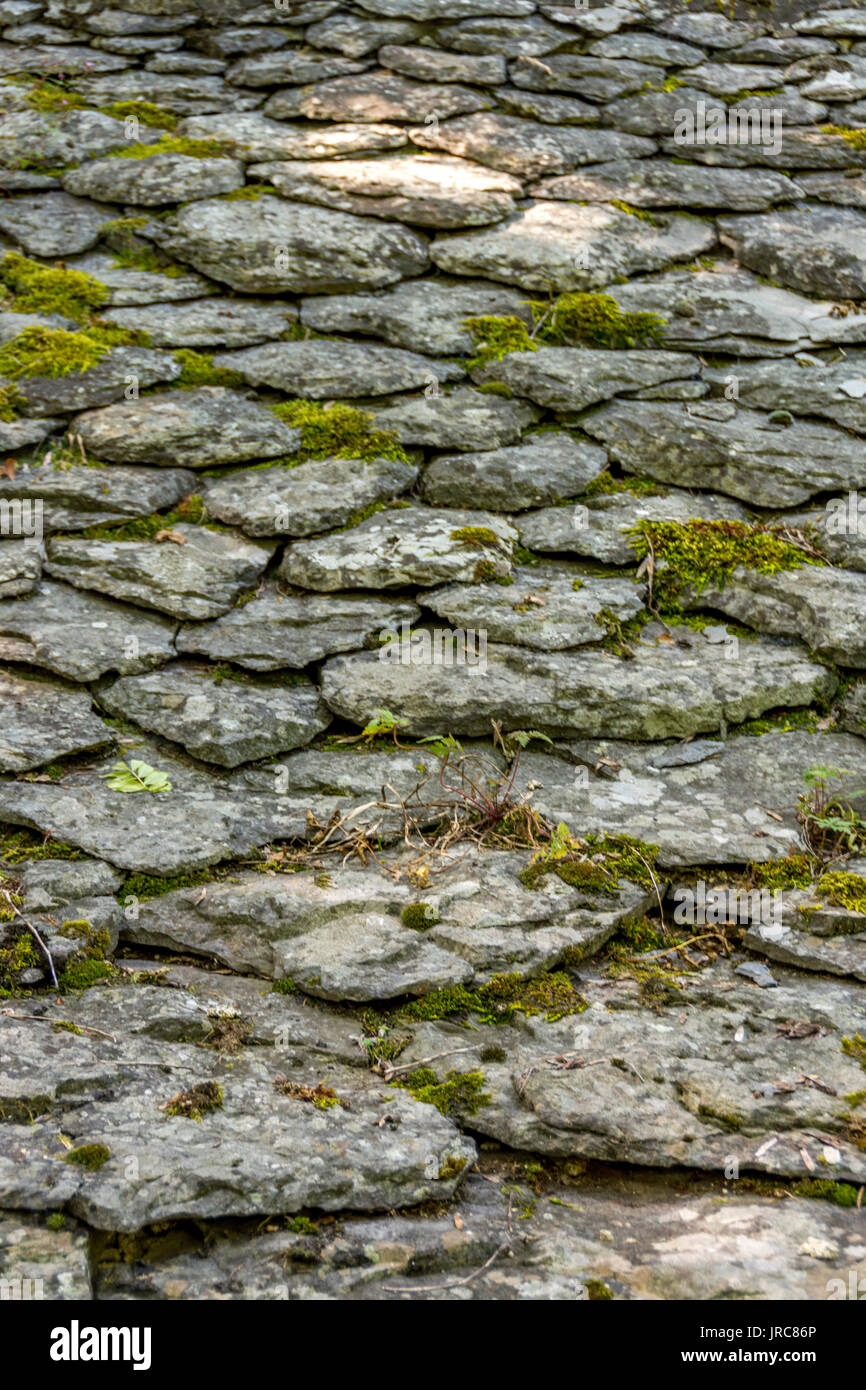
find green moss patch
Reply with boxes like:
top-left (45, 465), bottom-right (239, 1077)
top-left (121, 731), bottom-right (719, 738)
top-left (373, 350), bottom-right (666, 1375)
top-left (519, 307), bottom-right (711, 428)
top-left (0, 326), bottom-right (109, 379)
top-left (172, 349), bottom-right (245, 390)
top-left (796, 1178), bottom-right (859, 1207)
top-left (268, 400), bottom-right (409, 464)
top-left (395, 1067), bottom-right (489, 1117)
top-left (464, 314), bottom-right (536, 370)
top-left (77, 493), bottom-right (211, 542)
top-left (99, 101), bottom-right (179, 130)
top-left (58, 959), bottom-right (116, 991)
top-left (107, 136), bottom-right (230, 160)
top-left (0, 382), bottom-right (24, 423)
top-left (64, 1142), bottom-right (111, 1171)
top-left (520, 828), bottom-right (659, 895)
top-left (400, 970), bottom-right (587, 1025)
top-left (628, 519), bottom-right (823, 608)
top-left (273, 1078), bottom-right (348, 1110)
top-left (817, 871), bottom-right (866, 915)
top-left (163, 1081), bottom-right (223, 1119)
top-left (531, 291), bottom-right (665, 350)
top-left (748, 854), bottom-right (814, 891)
top-left (0, 252), bottom-right (109, 324)
top-left (12, 77), bottom-right (88, 114)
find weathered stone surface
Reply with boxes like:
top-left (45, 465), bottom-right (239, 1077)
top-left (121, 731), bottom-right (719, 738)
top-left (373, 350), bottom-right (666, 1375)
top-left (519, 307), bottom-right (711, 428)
top-left (372, 387), bottom-right (539, 449)
top-left (252, 153), bottom-right (522, 227)
top-left (321, 626), bottom-right (835, 740)
top-left (795, 171), bottom-right (866, 209)
top-left (0, 669), bottom-right (111, 771)
top-left (433, 14), bottom-right (579, 58)
top-left (492, 85), bottom-right (597, 124)
top-left (0, 462), bottom-right (196, 535)
top-left (204, 456), bottom-right (419, 537)
top-left (264, 70), bottom-right (491, 123)
top-left (426, 564), bottom-right (645, 650)
top-left (148, 196), bottom-right (429, 293)
top-left (532, 160), bottom-right (802, 211)
top-left (421, 432), bottom-right (605, 510)
top-left (0, 108), bottom-right (132, 170)
top-left (705, 356), bottom-right (866, 434)
top-left (583, 401), bottom-right (866, 508)
top-left (518, 487), bottom-right (749, 565)
top-left (0, 417), bottom-right (59, 451)
top-left (0, 538), bottom-right (42, 596)
top-left (0, 41), bottom-right (126, 73)
top-left (718, 207), bottom-right (866, 300)
top-left (63, 153), bottom-right (245, 205)
top-left (213, 339), bottom-right (462, 397)
top-left (300, 277), bottom-right (530, 356)
top-left (74, 70), bottom-right (262, 116)
top-left (176, 588), bottom-right (421, 669)
top-left (660, 126), bottom-right (866, 172)
top-left (280, 506), bottom-right (516, 591)
top-left (0, 582), bottom-right (178, 680)
top-left (0, 1015), bottom-right (475, 1229)
top-left (45, 526), bottom-right (275, 621)
top-left (72, 388), bottom-right (300, 467)
top-left (12, 346), bottom-right (181, 416)
top-left (99, 664), bottom-right (331, 766)
top-left (100, 296), bottom-right (298, 348)
top-left (472, 347), bottom-right (700, 412)
top-left (225, 49), bottom-right (369, 86)
top-left (177, 112), bottom-right (409, 160)
top-left (64, 251), bottom-right (217, 307)
top-left (411, 113), bottom-right (655, 178)
top-left (0, 191), bottom-right (110, 258)
top-left (0, 1210), bottom-right (92, 1301)
top-left (429, 202), bottom-right (716, 292)
top-left (379, 44), bottom-right (505, 85)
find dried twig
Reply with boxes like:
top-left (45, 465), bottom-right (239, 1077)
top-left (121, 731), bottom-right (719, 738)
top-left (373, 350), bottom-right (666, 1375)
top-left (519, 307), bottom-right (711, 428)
top-left (1, 888), bottom-right (59, 989)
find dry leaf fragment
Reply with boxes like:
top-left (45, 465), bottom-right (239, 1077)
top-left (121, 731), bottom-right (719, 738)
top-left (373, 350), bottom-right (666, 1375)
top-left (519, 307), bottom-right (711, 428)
top-left (154, 529), bottom-right (185, 545)
top-left (0, 458), bottom-right (16, 480)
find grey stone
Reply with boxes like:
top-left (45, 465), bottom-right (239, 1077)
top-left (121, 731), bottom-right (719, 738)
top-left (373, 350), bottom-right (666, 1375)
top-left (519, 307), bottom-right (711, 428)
top-left (99, 664), bottom-right (331, 766)
top-left (263, 70), bottom-right (491, 122)
top-left (320, 625), bottom-right (835, 739)
top-left (11, 346), bottom-right (181, 416)
top-left (425, 564), bottom-right (645, 650)
top-left (586, 32), bottom-right (705, 66)
top-left (734, 961), bottom-right (778, 988)
top-left (533, 160), bottom-right (802, 211)
top-left (251, 153), bottom-right (522, 228)
top-left (660, 126), bottom-right (865, 172)
top-left (148, 196), bottom-right (429, 293)
top-left (492, 86), bottom-right (597, 124)
top-left (64, 251), bottom-right (217, 307)
top-left (429, 202), bottom-right (716, 292)
top-left (379, 45), bottom-right (505, 85)
top-left (304, 14), bottom-right (422, 56)
top-left (0, 192), bottom-right (111, 258)
top-left (280, 506), bottom-right (516, 590)
top-left (74, 70), bottom-right (262, 116)
top-left (299, 278), bottom-right (531, 356)
top-left (225, 49), bottom-right (369, 86)
top-left (204, 456), bottom-right (419, 538)
top-left (472, 346), bottom-right (701, 412)
top-left (508, 54), bottom-right (659, 102)
top-left (0, 668), bottom-right (111, 771)
top-left (45, 525), bottom-right (275, 620)
top-left (177, 111), bottom-right (408, 160)
top-left (0, 461), bottom-right (196, 534)
top-left (100, 297), bottom-right (298, 348)
top-left (0, 40), bottom-right (126, 72)
top-left (212, 339), bottom-right (463, 397)
top-left (371, 388), bottom-right (539, 449)
top-left (72, 388), bottom-right (300, 468)
top-left (583, 401), bottom-right (866, 508)
top-left (176, 588), bottom-right (421, 669)
top-left (421, 432), bottom-right (606, 510)
top-left (705, 355), bottom-right (866, 433)
top-left (795, 171), bottom-right (866, 209)
top-left (433, 15), bottom-right (576, 58)
top-left (0, 538), bottom-right (42, 596)
top-left (0, 581), bottom-right (178, 680)
top-left (63, 153), bottom-right (245, 205)
top-left (719, 207), bottom-right (866, 299)
top-left (411, 112), bottom-right (656, 178)
top-left (0, 108), bottom-right (132, 170)
top-left (0, 1211), bottom-right (92, 1301)
top-left (682, 62), bottom-right (786, 97)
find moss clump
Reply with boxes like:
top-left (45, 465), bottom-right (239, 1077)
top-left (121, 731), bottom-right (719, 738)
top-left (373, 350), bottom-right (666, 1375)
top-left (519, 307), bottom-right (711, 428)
top-left (108, 136), bottom-right (229, 159)
top-left (438, 1154), bottom-right (468, 1180)
top-left (163, 1081), bottom-right (223, 1119)
top-left (271, 977), bottom-right (300, 996)
top-left (531, 292), bottom-right (666, 350)
top-left (748, 854), bottom-right (814, 891)
top-left (78, 493), bottom-right (210, 542)
top-left (0, 326), bottom-right (108, 379)
top-left (0, 382), bottom-right (24, 423)
top-left (818, 871), bottom-right (866, 915)
top-left (796, 1178), bottom-right (859, 1208)
top-left (0, 252), bottom-right (109, 324)
top-left (401, 970), bottom-right (587, 1025)
top-left (610, 200), bottom-right (658, 224)
top-left (842, 1034), bottom-right (866, 1071)
top-left (401, 902), bottom-right (441, 930)
top-left (584, 1278), bottom-right (614, 1301)
top-left (269, 400), bottom-right (409, 464)
top-left (464, 314), bottom-right (536, 370)
top-left (0, 826), bottom-right (85, 863)
top-left (582, 469), bottom-right (665, 499)
top-left (204, 1014), bottom-right (251, 1054)
top-left (520, 829), bottom-right (659, 895)
top-left (46, 1212), bottom-right (66, 1231)
top-left (820, 124), bottom-right (866, 150)
top-left (628, 519), bottom-right (823, 608)
top-left (273, 1078), bottom-right (347, 1110)
top-left (220, 183), bottom-right (270, 201)
top-left (172, 349), bottom-right (245, 390)
top-left (64, 1142), bottom-right (111, 1170)
top-left (100, 101), bottom-right (178, 130)
top-left (0, 931), bottom-right (40, 996)
top-left (451, 525), bottom-right (506, 551)
top-left (118, 867), bottom-right (214, 904)
top-left (108, 245), bottom-right (186, 279)
top-left (286, 1215), bottom-right (318, 1235)
top-left (396, 1067), bottom-right (490, 1117)
top-left (58, 959), bottom-right (116, 991)
top-left (14, 78), bottom-right (88, 113)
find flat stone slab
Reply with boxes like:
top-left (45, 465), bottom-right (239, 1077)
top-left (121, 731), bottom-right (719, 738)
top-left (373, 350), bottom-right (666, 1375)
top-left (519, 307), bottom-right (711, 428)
top-left (176, 588), bottom-right (421, 668)
top-left (263, 70), bottom-right (492, 123)
top-left (65, 251), bottom-right (217, 308)
top-left (280, 506), bottom-right (517, 590)
top-left (177, 112), bottom-right (409, 160)
top-left (429, 201), bottom-right (716, 292)
top-left (425, 564), bottom-right (645, 649)
top-left (321, 625), bottom-right (835, 739)
top-left (0, 461), bottom-right (196, 534)
top-left (0, 1015), bottom-right (475, 1229)
top-left (225, 49), bottom-right (369, 86)
top-left (147, 195), bottom-right (430, 293)
top-left (397, 961), bottom-right (866, 1180)
top-left (99, 664), bottom-right (331, 767)
top-left (45, 525), bottom-right (275, 621)
top-left (0, 581), bottom-right (178, 681)
top-left (300, 277), bottom-right (530, 356)
top-left (532, 159), bottom-right (802, 211)
top-left (0, 192), bottom-right (111, 258)
top-left (518, 487), bottom-right (749, 565)
top-left (74, 70), bottom-right (262, 116)
top-left (0, 417), bottom-right (59, 451)
top-left (123, 847), bottom-right (652, 988)
top-left (411, 112), bottom-right (655, 178)
top-left (0, 107), bottom-right (132, 170)
top-left (379, 43), bottom-right (505, 84)
top-left (63, 153), bottom-right (245, 206)
top-left (100, 297), bottom-right (298, 348)
top-left (583, 401), bottom-right (866, 507)
top-left (0, 669), bottom-right (112, 771)
top-left (12, 346), bottom-right (181, 416)
top-left (472, 346), bottom-right (700, 412)
top-left (513, 729), bottom-right (866, 867)
top-left (705, 356), bottom-right (866, 434)
top-left (718, 207), bottom-right (866, 300)
top-left (0, 1209), bottom-right (92, 1302)
top-left (371, 387), bottom-right (538, 449)
top-left (72, 388), bottom-right (300, 468)
top-left (421, 432), bottom-right (606, 509)
top-left (204, 456), bottom-right (419, 537)
top-left (744, 916), bottom-right (866, 985)
top-left (212, 339), bottom-right (462, 397)
top-left (253, 152), bottom-right (522, 227)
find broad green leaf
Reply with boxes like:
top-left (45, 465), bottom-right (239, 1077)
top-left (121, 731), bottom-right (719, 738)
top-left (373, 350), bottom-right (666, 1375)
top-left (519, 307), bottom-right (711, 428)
top-left (103, 759), bottom-right (172, 794)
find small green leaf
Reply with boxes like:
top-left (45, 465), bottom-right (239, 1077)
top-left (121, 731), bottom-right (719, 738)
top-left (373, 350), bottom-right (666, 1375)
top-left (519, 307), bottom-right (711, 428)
top-left (102, 759), bottom-right (172, 794)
